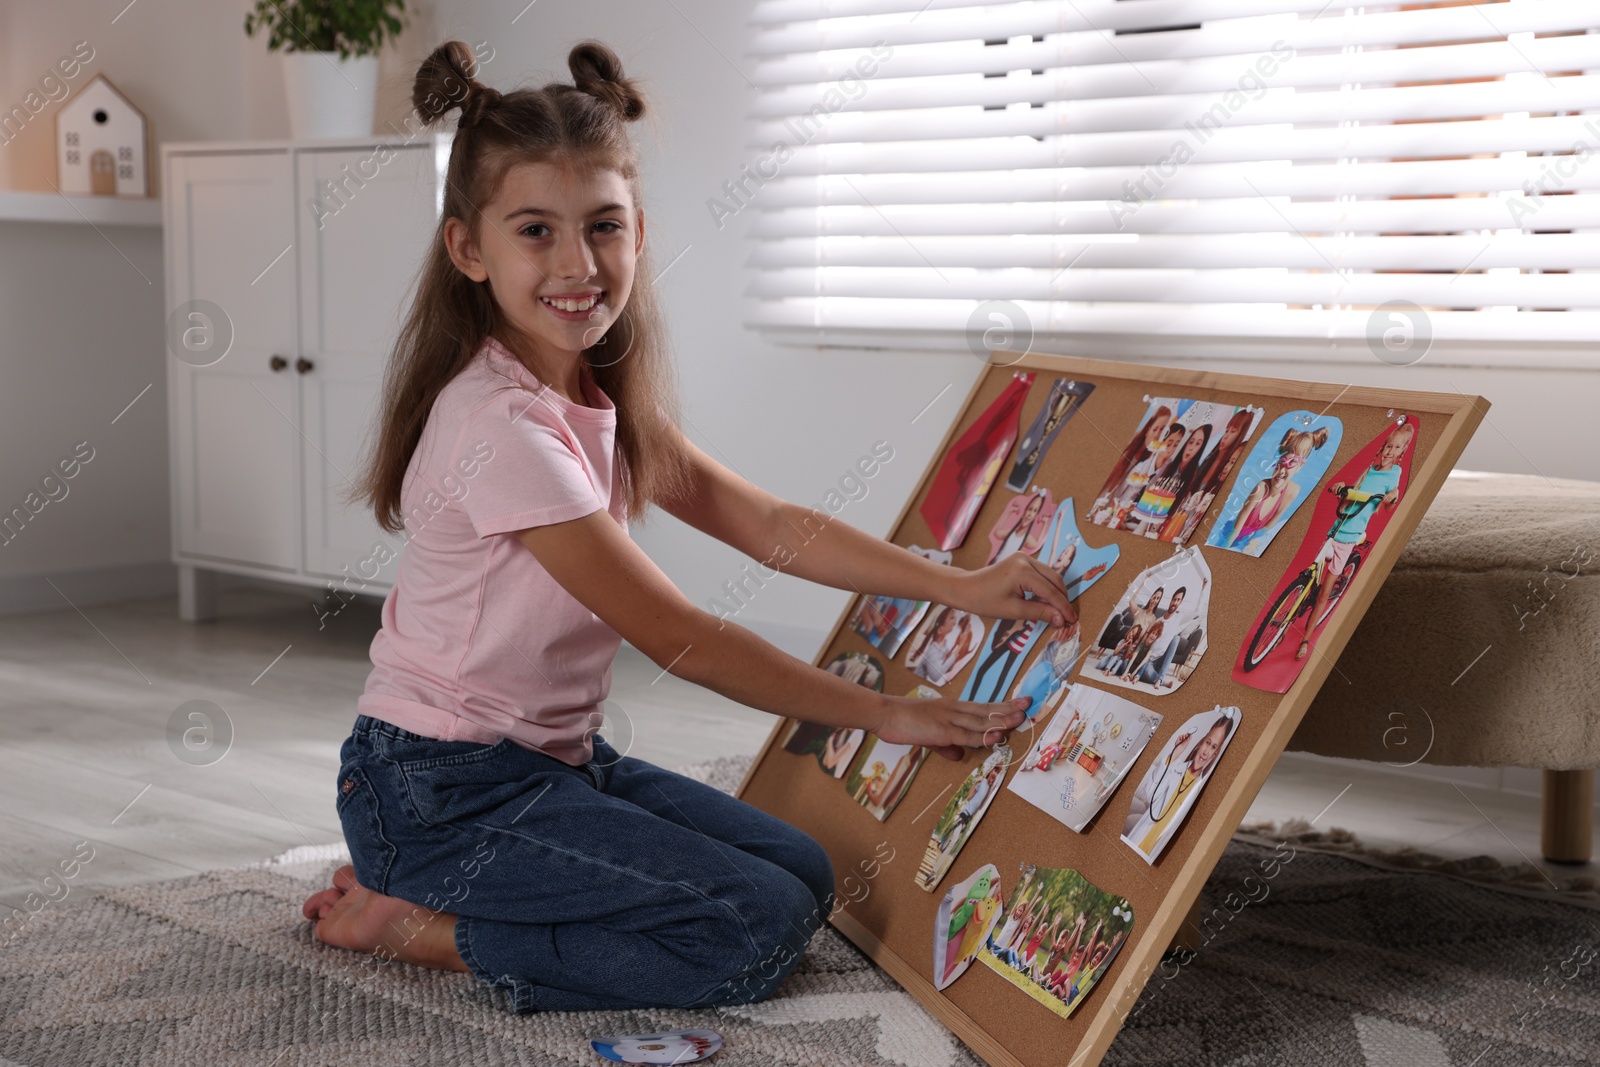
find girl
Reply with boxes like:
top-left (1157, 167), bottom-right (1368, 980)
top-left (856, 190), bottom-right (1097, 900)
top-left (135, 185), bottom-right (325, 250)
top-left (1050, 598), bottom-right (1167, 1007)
top-left (300, 40), bottom-right (1072, 1013)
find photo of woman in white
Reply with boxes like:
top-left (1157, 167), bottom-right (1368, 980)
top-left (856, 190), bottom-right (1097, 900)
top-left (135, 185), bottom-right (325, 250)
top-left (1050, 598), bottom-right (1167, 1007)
top-left (1120, 706), bottom-right (1241, 864)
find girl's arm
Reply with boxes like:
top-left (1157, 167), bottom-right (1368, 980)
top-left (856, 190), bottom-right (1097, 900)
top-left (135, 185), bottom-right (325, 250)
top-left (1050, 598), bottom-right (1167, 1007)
top-left (659, 425), bottom-right (1075, 627)
top-left (517, 508), bottom-right (1025, 760)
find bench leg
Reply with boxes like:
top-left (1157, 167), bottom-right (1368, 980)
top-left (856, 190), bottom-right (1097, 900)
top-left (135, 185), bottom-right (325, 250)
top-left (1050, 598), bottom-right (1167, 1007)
top-left (178, 565), bottom-right (218, 623)
top-left (1541, 769), bottom-right (1594, 864)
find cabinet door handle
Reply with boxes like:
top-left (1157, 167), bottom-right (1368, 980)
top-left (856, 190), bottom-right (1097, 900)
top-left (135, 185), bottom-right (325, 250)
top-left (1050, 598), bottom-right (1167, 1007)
top-left (295, 357), bottom-right (315, 374)
top-left (269, 355), bottom-right (288, 372)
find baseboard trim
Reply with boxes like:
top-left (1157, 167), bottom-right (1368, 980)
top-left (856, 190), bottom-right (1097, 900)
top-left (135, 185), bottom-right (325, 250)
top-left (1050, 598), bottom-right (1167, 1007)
top-left (0, 561), bottom-right (177, 615)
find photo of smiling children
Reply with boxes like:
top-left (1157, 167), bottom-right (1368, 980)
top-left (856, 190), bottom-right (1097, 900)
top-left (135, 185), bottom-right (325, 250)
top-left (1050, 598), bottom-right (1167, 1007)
top-left (1235, 415), bottom-right (1417, 692)
top-left (1086, 397), bottom-right (1261, 543)
top-left (1120, 705), bottom-right (1241, 864)
top-left (980, 863), bottom-right (1135, 1019)
top-left (1006, 378), bottom-right (1096, 492)
top-left (1207, 411), bottom-right (1343, 557)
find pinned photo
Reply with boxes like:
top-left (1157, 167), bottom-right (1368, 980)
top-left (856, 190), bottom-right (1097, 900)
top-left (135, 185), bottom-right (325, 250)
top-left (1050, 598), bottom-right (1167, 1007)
top-left (934, 863), bottom-right (1004, 990)
top-left (1008, 621), bottom-right (1081, 724)
top-left (960, 618), bottom-right (1048, 704)
top-left (1007, 684), bottom-right (1162, 832)
top-left (780, 720), bottom-right (833, 758)
top-left (1207, 410), bottom-right (1343, 557)
top-left (1083, 546), bottom-right (1211, 695)
top-left (919, 372), bottom-right (1034, 551)
top-left (1121, 705), bottom-right (1241, 864)
top-left (818, 727), bottom-right (866, 779)
top-left (915, 744), bottom-right (1012, 892)
top-left (846, 545), bottom-right (950, 657)
top-left (985, 488), bottom-right (1056, 565)
top-left (591, 1029), bottom-right (722, 1063)
top-left (1033, 497), bottom-right (1120, 602)
top-left (1007, 378), bottom-right (1096, 492)
top-left (980, 864), bottom-right (1134, 1019)
top-left (1235, 415), bottom-right (1417, 692)
top-left (1086, 397), bottom-right (1262, 543)
top-left (824, 650), bottom-right (885, 692)
top-left (904, 605), bottom-right (982, 688)
top-left (845, 732), bottom-right (930, 822)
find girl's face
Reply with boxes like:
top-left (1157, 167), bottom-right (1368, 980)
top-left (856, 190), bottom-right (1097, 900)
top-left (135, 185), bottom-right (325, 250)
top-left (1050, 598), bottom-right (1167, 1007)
top-left (1217, 419), bottom-right (1243, 453)
top-left (1180, 429), bottom-right (1206, 465)
top-left (1021, 494), bottom-right (1043, 525)
top-left (1191, 724), bottom-right (1227, 771)
top-left (444, 160), bottom-right (641, 363)
top-left (1155, 427), bottom-right (1183, 462)
top-left (1143, 414), bottom-right (1171, 448)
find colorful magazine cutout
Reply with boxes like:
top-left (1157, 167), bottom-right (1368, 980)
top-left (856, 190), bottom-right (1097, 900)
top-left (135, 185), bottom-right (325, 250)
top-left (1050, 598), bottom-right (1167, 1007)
top-left (1206, 410), bottom-right (1344, 557)
top-left (904, 606), bottom-right (983, 688)
top-left (1082, 546), bottom-right (1211, 696)
top-left (915, 744), bottom-right (1012, 892)
top-left (1235, 414), bottom-right (1417, 693)
top-left (960, 618), bottom-right (1049, 704)
top-left (1006, 378), bottom-right (1096, 492)
top-left (985, 488), bottom-right (1056, 565)
top-left (920, 372), bottom-right (1034, 551)
top-left (591, 1030), bottom-right (722, 1063)
top-left (980, 863), bottom-right (1134, 1019)
top-left (1008, 621), bottom-right (1081, 724)
top-left (934, 863), bottom-right (1004, 990)
top-left (845, 730), bottom-right (930, 822)
top-left (847, 545), bottom-right (950, 656)
top-left (1033, 497), bottom-right (1120, 602)
top-left (1120, 705), bottom-right (1241, 864)
top-left (1007, 684), bottom-right (1162, 832)
top-left (1086, 396), bottom-right (1262, 544)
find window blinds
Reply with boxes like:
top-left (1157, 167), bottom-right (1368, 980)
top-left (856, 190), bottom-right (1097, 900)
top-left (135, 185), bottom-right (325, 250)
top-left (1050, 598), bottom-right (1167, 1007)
top-left (739, 0), bottom-right (1600, 357)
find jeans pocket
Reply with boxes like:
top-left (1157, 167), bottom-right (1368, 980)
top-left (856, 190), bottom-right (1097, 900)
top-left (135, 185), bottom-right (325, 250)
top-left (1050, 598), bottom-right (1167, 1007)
top-left (336, 765), bottom-right (398, 894)
top-left (393, 738), bottom-right (527, 829)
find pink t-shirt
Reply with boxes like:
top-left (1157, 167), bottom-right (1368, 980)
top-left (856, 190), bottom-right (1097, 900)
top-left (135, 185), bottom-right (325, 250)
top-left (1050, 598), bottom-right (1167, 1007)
top-left (357, 336), bottom-right (625, 765)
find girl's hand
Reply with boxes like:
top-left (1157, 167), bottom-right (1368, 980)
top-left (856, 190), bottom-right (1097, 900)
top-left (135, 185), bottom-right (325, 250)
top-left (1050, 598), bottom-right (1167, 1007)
top-left (877, 694), bottom-right (1031, 761)
top-left (952, 554), bottom-right (1076, 629)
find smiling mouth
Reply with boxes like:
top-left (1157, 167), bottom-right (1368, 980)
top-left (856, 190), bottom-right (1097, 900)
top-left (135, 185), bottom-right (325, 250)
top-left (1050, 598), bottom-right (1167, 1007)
top-left (540, 290), bottom-right (604, 314)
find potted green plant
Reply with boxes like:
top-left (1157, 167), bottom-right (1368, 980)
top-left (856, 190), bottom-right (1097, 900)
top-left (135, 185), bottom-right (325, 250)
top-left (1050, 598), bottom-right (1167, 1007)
top-left (244, 0), bottom-right (409, 139)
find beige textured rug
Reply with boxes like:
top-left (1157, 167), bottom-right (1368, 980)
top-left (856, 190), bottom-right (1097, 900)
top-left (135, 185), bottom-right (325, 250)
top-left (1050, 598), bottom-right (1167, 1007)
top-left (4, 757), bottom-right (1600, 1066)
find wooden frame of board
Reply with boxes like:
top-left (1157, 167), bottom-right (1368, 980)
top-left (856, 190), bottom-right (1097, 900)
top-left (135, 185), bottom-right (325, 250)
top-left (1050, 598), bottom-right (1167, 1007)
top-left (735, 350), bottom-right (1486, 1067)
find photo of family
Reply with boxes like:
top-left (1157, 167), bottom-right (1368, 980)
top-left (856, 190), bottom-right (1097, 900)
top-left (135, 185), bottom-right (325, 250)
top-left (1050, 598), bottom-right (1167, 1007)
top-left (1234, 415), bottom-right (1417, 693)
top-left (1086, 396), bottom-right (1262, 544)
top-left (1121, 705), bottom-right (1241, 864)
top-left (1207, 411), bottom-right (1344, 557)
top-left (985, 487), bottom-right (1056, 565)
top-left (1007, 684), bottom-right (1162, 832)
top-left (1032, 497), bottom-right (1120, 602)
top-left (934, 863), bottom-right (1005, 991)
top-left (844, 730), bottom-right (931, 822)
top-left (915, 743), bottom-right (1012, 892)
top-left (1082, 546), bottom-right (1212, 695)
top-left (960, 618), bottom-right (1049, 703)
top-left (904, 606), bottom-right (983, 688)
top-left (1008, 620), bottom-right (1081, 724)
top-left (1006, 378), bottom-right (1096, 492)
top-left (919, 372), bottom-right (1034, 551)
top-left (980, 863), bottom-right (1135, 1019)
top-left (847, 546), bottom-right (948, 657)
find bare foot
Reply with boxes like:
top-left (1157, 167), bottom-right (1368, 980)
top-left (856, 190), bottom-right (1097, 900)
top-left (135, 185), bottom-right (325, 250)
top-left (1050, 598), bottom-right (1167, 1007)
top-left (302, 865), bottom-right (468, 973)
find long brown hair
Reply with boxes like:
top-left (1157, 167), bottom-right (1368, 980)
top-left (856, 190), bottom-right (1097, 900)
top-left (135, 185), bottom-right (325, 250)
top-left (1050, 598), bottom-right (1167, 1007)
top-left (359, 38), bottom-right (690, 533)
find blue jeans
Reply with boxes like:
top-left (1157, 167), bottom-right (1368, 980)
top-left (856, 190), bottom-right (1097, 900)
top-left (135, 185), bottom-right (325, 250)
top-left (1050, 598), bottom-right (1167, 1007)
top-left (335, 714), bottom-right (834, 1013)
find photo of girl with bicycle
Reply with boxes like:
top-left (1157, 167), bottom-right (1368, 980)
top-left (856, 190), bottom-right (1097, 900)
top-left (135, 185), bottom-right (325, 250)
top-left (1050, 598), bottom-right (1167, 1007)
top-left (1235, 415), bottom-right (1418, 693)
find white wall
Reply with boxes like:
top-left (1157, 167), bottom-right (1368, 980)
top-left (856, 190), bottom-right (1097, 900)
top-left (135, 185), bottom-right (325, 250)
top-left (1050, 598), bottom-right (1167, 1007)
top-left (432, 0), bottom-right (1600, 657)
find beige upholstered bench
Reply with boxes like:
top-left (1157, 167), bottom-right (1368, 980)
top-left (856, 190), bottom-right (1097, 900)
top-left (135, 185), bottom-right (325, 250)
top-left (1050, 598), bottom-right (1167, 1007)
top-left (1288, 470), bottom-right (1599, 862)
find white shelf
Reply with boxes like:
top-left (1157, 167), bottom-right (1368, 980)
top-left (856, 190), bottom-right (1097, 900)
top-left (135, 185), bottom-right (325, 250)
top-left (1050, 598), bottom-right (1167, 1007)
top-left (0, 189), bottom-right (161, 227)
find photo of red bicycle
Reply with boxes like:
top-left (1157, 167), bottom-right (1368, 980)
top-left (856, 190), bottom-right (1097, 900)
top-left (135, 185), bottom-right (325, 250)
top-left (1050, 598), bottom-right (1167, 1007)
top-left (1234, 415), bottom-right (1418, 693)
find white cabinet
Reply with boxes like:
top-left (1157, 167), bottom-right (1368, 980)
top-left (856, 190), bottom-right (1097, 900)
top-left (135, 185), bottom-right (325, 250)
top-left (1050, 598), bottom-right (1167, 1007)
top-left (162, 137), bottom-right (445, 619)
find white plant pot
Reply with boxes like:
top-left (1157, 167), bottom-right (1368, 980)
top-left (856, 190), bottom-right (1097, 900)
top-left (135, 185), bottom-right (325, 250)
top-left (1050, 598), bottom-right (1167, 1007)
top-left (281, 52), bottom-right (378, 139)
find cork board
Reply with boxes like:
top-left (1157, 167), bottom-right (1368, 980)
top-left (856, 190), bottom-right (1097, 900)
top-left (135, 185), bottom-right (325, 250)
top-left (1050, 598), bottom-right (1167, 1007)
top-left (735, 350), bottom-right (1486, 1067)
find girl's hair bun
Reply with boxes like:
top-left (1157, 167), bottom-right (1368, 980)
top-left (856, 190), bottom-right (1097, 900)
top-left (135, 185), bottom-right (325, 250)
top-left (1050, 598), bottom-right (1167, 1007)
top-left (413, 39), bottom-right (500, 129)
top-left (568, 40), bottom-right (647, 121)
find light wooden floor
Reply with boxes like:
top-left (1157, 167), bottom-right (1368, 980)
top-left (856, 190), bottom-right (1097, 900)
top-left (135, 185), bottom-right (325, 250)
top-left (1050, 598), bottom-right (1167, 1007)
top-left (0, 587), bottom-right (1582, 909)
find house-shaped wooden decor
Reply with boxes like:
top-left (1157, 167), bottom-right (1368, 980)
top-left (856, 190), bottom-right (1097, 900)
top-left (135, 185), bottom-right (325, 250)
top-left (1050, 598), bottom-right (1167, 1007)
top-left (55, 74), bottom-right (149, 197)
